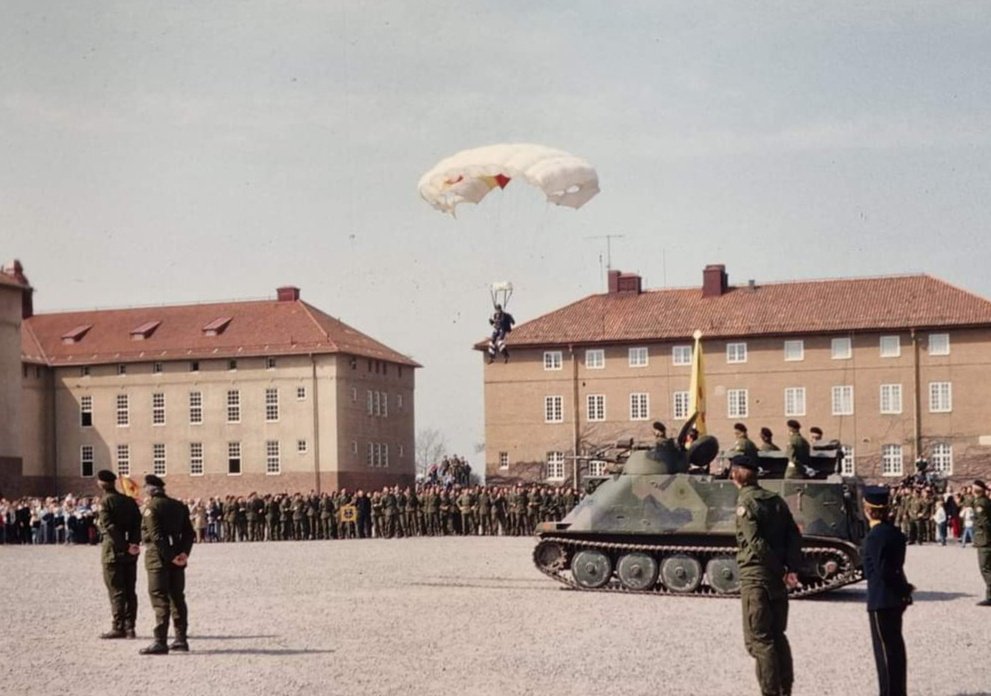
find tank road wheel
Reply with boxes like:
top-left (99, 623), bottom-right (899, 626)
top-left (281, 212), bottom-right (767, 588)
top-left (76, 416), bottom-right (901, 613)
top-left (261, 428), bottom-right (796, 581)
top-left (571, 549), bottom-right (613, 589)
top-left (534, 541), bottom-right (567, 572)
top-left (705, 557), bottom-right (741, 594)
top-left (659, 555), bottom-right (702, 593)
top-left (815, 557), bottom-right (840, 580)
top-left (616, 553), bottom-right (659, 591)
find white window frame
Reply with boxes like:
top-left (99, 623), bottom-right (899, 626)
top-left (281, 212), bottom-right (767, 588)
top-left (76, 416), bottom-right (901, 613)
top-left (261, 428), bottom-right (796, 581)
top-left (498, 452), bottom-right (509, 470)
top-left (881, 444), bottom-right (903, 477)
top-left (727, 389), bottom-right (748, 418)
top-left (880, 384), bottom-right (903, 414)
top-left (585, 349), bottom-right (605, 369)
top-left (396, 394), bottom-right (403, 410)
top-left (189, 391), bottom-right (203, 425)
top-left (840, 446), bottom-right (855, 476)
top-left (266, 440), bottom-right (281, 475)
top-left (831, 337), bottom-right (852, 360)
top-left (297, 386), bottom-right (307, 401)
top-left (672, 391), bottom-right (690, 420)
top-left (116, 394), bottom-right (129, 427)
top-left (80, 395), bottom-right (93, 427)
top-left (80, 445), bottom-right (94, 478)
top-left (297, 439), bottom-right (308, 454)
top-left (266, 357), bottom-right (276, 370)
top-left (227, 441), bottom-right (241, 476)
top-left (117, 364), bottom-right (127, 376)
top-left (879, 335), bottom-right (901, 358)
top-left (543, 351), bottom-right (563, 371)
top-left (929, 382), bottom-right (952, 413)
top-left (152, 443), bottom-right (167, 477)
top-left (726, 342), bottom-right (747, 364)
top-left (928, 333), bottom-right (950, 356)
top-left (546, 451), bottom-right (565, 481)
top-left (628, 346), bottom-right (648, 368)
top-left (544, 395), bottom-right (564, 423)
top-left (672, 345), bottom-right (692, 366)
top-left (629, 392), bottom-right (649, 421)
top-left (153, 361), bottom-right (164, 374)
top-left (930, 443), bottom-right (953, 474)
top-left (783, 340), bottom-right (804, 362)
top-left (784, 387), bottom-right (806, 417)
top-left (588, 460), bottom-right (606, 477)
top-left (265, 388), bottom-right (279, 422)
top-left (831, 385), bottom-right (854, 416)
top-left (586, 394), bottom-right (606, 422)
top-left (189, 442), bottom-right (204, 476)
top-left (152, 392), bottom-right (166, 426)
top-left (116, 444), bottom-right (130, 476)
top-left (227, 389), bottom-right (241, 423)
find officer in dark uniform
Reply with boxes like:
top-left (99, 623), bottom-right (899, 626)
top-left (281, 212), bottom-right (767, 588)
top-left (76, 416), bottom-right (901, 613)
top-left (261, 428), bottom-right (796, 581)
top-left (731, 453), bottom-right (803, 696)
top-left (96, 469), bottom-right (141, 639)
top-left (972, 479), bottom-right (991, 606)
top-left (731, 423), bottom-right (760, 459)
top-left (784, 420), bottom-right (810, 479)
top-left (861, 485), bottom-right (914, 696)
top-left (139, 474), bottom-right (195, 655)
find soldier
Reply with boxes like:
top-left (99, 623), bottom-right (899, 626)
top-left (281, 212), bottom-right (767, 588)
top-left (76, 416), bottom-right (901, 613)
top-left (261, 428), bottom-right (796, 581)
top-left (784, 419), bottom-right (810, 479)
top-left (423, 486), bottom-right (439, 536)
top-left (382, 487), bottom-right (398, 538)
top-left (139, 474), bottom-right (195, 655)
top-left (395, 487), bottom-right (408, 538)
top-left (862, 485), bottom-right (914, 696)
top-left (371, 491), bottom-right (384, 538)
top-left (319, 494), bottom-right (334, 540)
top-left (457, 487), bottom-right (476, 536)
top-left (403, 487), bottom-right (419, 537)
top-left (280, 495), bottom-right (293, 540)
top-left (96, 469), bottom-right (141, 640)
top-left (477, 487), bottom-right (491, 536)
top-left (731, 423), bottom-right (760, 460)
top-left (730, 454), bottom-right (803, 696)
top-left (265, 495), bottom-right (280, 541)
top-left (759, 427), bottom-right (781, 452)
top-left (244, 493), bottom-right (258, 541)
top-left (234, 496), bottom-right (248, 542)
top-left (291, 494), bottom-right (305, 540)
top-left (971, 480), bottom-right (991, 606)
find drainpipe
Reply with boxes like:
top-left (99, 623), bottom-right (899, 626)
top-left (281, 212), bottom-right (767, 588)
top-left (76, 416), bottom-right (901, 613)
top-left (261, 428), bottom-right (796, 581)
top-left (570, 345), bottom-right (580, 489)
top-left (310, 354), bottom-right (321, 493)
top-left (51, 367), bottom-right (59, 496)
top-left (911, 329), bottom-right (921, 461)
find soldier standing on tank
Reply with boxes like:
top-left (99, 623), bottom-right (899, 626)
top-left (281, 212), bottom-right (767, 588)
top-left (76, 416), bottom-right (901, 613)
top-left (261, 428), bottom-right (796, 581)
top-left (731, 423), bottom-right (760, 460)
top-left (96, 469), bottom-right (141, 640)
top-left (861, 485), bottom-right (914, 696)
top-left (784, 420), bottom-right (810, 479)
top-left (730, 453), bottom-right (803, 696)
top-left (759, 427), bottom-right (781, 452)
top-left (971, 480), bottom-right (991, 606)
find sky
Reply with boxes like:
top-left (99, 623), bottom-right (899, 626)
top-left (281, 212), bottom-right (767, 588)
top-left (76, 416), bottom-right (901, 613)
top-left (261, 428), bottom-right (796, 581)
top-left (3, 1), bottom-right (990, 460)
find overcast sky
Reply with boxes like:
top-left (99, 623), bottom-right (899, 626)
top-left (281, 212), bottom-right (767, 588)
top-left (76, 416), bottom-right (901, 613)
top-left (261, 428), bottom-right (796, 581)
top-left (3, 1), bottom-right (990, 459)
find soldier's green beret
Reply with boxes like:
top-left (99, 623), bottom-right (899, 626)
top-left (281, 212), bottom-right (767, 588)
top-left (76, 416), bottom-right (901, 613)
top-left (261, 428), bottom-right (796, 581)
top-left (786, 419), bottom-right (801, 430)
top-left (97, 469), bottom-right (116, 483)
top-left (144, 474), bottom-right (166, 488)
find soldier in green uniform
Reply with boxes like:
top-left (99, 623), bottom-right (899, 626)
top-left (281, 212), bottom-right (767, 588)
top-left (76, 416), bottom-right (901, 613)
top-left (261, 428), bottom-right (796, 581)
top-left (96, 469), bottom-right (141, 639)
top-left (382, 487), bottom-right (398, 538)
top-left (139, 474), bottom-right (195, 655)
top-left (759, 427), bottom-right (781, 452)
top-left (971, 480), bottom-right (991, 606)
top-left (457, 487), bottom-right (476, 535)
top-left (731, 423), bottom-right (760, 460)
top-left (731, 454), bottom-right (803, 696)
top-left (291, 493), bottom-right (305, 540)
top-left (784, 420), bottom-right (809, 480)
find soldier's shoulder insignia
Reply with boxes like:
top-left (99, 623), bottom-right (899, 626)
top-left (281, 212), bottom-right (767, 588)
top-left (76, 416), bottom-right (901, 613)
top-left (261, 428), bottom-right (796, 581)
top-left (143, 508), bottom-right (152, 517)
top-left (736, 506), bottom-right (746, 517)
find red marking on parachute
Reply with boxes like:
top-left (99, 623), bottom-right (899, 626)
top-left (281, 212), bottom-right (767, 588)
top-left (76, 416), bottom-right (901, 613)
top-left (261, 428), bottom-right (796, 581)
top-left (494, 174), bottom-right (511, 189)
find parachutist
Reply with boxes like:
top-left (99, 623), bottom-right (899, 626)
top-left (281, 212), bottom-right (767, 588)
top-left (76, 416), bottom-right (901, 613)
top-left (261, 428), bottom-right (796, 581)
top-left (487, 304), bottom-right (515, 364)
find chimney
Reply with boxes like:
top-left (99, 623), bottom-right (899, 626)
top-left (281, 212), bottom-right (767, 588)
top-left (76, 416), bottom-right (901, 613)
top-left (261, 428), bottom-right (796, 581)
top-left (702, 264), bottom-right (728, 298)
top-left (277, 286), bottom-right (300, 302)
top-left (2, 259), bottom-right (33, 318)
top-left (607, 270), bottom-right (642, 295)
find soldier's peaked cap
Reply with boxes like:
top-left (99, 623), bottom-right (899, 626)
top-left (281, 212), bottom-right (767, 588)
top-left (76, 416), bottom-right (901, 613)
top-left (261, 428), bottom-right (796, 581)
top-left (863, 485), bottom-right (891, 508)
top-left (96, 469), bottom-right (116, 483)
top-left (144, 474), bottom-right (166, 488)
top-left (729, 454), bottom-right (758, 471)
top-left (974, 480), bottom-right (988, 490)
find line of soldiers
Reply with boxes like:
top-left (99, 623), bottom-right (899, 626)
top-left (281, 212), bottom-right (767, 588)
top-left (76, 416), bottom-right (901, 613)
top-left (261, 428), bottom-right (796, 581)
top-left (190, 483), bottom-right (584, 543)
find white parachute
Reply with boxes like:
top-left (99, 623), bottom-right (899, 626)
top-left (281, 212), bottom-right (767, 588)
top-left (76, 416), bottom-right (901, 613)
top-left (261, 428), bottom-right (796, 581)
top-left (418, 143), bottom-right (599, 216)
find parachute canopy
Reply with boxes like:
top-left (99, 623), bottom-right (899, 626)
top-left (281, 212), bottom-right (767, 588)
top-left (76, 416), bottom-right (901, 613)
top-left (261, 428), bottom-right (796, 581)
top-left (419, 143), bottom-right (599, 216)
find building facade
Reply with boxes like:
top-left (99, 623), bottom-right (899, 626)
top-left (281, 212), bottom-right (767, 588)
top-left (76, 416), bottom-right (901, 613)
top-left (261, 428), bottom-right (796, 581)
top-left (2, 263), bottom-right (418, 498)
top-left (482, 265), bottom-right (991, 487)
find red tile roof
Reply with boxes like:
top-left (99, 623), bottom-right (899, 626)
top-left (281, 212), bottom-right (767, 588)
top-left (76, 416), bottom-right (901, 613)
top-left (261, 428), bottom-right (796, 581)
top-left (23, 297), bottom-right (420, 367)
top-left (489, 274), bottom-right (991, 348)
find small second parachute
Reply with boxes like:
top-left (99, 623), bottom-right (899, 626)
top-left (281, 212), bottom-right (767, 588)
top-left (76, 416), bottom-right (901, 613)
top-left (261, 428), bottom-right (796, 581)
top-left (418, 143), bottom-right (599, 216)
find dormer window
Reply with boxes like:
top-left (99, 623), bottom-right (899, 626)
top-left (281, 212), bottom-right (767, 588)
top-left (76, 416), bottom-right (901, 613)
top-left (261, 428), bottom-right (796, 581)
top-left (130, 320), bottom-right (161, 341)
top-left (202, 316), bottom-right (232, 336)
top-left (61, 324), bottom-right (92, 345)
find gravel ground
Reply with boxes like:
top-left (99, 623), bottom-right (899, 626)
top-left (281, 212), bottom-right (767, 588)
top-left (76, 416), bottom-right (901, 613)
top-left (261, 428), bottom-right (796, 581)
top-left (1, 538), bottom-right (989, 696)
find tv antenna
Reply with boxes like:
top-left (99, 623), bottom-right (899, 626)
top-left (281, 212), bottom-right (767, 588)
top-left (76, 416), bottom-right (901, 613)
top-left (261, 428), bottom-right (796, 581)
top-left (585, 234), bottom-right (625, 289)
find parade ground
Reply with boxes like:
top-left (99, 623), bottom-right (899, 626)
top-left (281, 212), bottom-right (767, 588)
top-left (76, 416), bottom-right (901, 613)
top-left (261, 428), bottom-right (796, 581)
top-left (1, 537), bottom-right (988, 696)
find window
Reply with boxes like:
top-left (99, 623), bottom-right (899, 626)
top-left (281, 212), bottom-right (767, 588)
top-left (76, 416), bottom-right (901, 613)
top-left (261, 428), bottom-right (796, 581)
top-left (929, 382), bottom-right (952, 412)
top-left (367, 442), bottom-right (390, 468)
top-left (585, 349), bottom-right (605, 369)
top-left (544, 351), bottom-right (563, 370)
top-left (265, 388), bottom-right (279, 422)
top-left (116, 444), bottom-right (130, 476)
top-left (152, 443), bottom-right (166, 476)
top-left (727, 389), bottom-right (748, 418)
top-left (672, 391), bottom-right (690, 420)
top-left (189, 391), bottom-right (203, 424)
top-left (546, 452), bottom-right (565, 481)
top-left (190, 361), bottom-right (199, 372)
top-left (228, 359), bottom-right (237, 371)
top-left (266, 357), bottom-right (276, 370)
top-left (726, 342), bottom-right (747, 364)
top-left (227, 390), bottom-right (241, 423)
top-left (266, 441), bottom-right (281, 475)
top-left (396, 394), bottom-right (403, 409)
top-left (879, 336), bottom-right (900, 358)
top-left (832, 386), bottom-right (854, 416)
top-left (544, 396), bottom-right (564, 423)
top-left (351, 440), bottom-right (358, 455)
top-left (227, 441), bottom-right (241, 475)
top-left (80, 445), bottom-right (94, 478)
top-left (784, 340), bottom-right (804, 362)
top-left (152, 392), bottom-right (166, 425)
top-left (297, 439), bottom-right (308, 454)
top-left (296, 386), bottom-right (307, 401)
top-left (930, 443), bottom-right (953, 474)
top-left (628, 346), bottom-right (648, 367)
top-left (928, 333), bottom-right (950, 356)
top-left (629, 392), bottom-right (649, 421)
top-left (116, 394), bottom-right (129, 427)
top-left (784, 387), bottom-right (806, 417)
top-left (367, 390), bottom-right (374, 415)
top-left (588, 460), bottom-right (606, 477)
top-left (350, 387), bottom-right (357, 403)
top-left (498, 452), bottom-right (509, 470)
top-left (117, 364), bottom-right (127, 376)
top-left (831, 337), bottom-right (852, 360)
top-left (80, 366), bottom-right (90, 377)
top-left (398, 444), bottom-right (404, 458)
top-left (381, 392), bottom-right (388, 418)
top-left (880, 384), bottom-right (902, 414)
top-left (153, 361), bottom-right (164, 374)
top-left (80, 396), bottom-right (93, 427)
top-left (189, 443), bottom-right (204, 476)
top-left (586, 394), bottom-right (606, 422)
top-left (881, 444), bottom-right (903, 477)
top-left (840, 446), bottom-right (855, 476)
top-left (672, 345), bottom-right (692, 366)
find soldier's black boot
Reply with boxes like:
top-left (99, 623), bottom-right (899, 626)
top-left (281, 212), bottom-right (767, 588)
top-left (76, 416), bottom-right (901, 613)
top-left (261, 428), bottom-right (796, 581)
top-left (124, 624), bottom-right (136, 639)
top-left (99, 627), bottom-right (127, 639)
top-left (169, 632), bottom-right (189, 652)
top-left (139, 642), bottom-right (169, 655)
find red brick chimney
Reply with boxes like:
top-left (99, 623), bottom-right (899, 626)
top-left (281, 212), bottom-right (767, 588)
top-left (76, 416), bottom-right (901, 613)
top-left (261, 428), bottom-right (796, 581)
top-left (607, 270), bottom-right (642, 294)
top-left (2, 259), bottom-right (33, 318)
top-left (277, 286), bottom-right (300, 302)
top-left (701, 264), bottom-right (728, 298)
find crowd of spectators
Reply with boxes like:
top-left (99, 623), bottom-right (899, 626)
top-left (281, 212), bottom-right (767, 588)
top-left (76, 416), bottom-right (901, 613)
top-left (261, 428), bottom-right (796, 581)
top-left (0, 495), bottom-right (100, 545)
top-left (423, 454), bottom-right (473, 487)
top-left (890, 477), bottom-right (983, 547)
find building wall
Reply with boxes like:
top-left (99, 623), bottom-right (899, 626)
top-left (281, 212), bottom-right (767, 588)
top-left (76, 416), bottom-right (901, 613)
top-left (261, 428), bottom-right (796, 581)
top-left (484, 327), bottom-right (991, 485)
top-left (0, 286), bottom-right (23, 496)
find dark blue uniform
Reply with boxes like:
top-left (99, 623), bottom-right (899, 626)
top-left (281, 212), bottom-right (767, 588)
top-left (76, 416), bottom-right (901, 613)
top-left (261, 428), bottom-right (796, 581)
top-left (862, 520), bottom-right (913, 696)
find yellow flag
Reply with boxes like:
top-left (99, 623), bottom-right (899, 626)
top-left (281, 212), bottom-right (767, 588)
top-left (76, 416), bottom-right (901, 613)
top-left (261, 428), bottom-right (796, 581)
top-left (119, 475), bottom-right (141, 501)
top-left (689, 330), bottom-right (706, 435)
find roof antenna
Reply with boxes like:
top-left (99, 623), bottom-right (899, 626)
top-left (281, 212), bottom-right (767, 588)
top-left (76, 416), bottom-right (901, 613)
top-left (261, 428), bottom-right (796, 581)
top-left (586, 234), bottom-right (625, 290)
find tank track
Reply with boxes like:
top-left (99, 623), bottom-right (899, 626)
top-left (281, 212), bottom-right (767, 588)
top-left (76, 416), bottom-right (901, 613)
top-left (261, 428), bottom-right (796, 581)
top-left (533, 535), bottom-right (863, 599)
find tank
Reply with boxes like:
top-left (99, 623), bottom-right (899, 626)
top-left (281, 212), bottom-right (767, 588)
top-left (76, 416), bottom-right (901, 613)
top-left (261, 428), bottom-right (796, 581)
top-left (533, 438), bottom-right (866, 598)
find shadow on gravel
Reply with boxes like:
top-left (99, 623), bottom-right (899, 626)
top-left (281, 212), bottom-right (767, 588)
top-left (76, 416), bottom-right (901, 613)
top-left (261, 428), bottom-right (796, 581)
top-left (409, 581), bottom-right (554, 591)
top-left (189, 635), bottom-right (279, 640)
top-left (805, 589), bottom-right (970, 603)
top-left (912, 590), bottom-right (971, 602)
top-left (189, 648), bottom-right (334, 656)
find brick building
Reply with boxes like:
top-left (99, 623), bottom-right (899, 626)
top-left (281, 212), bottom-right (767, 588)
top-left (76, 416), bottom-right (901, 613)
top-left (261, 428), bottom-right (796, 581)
top-left (1, 262), bottom-right (418, 498)
top-left (481, 264), bottom-right (991, 487)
